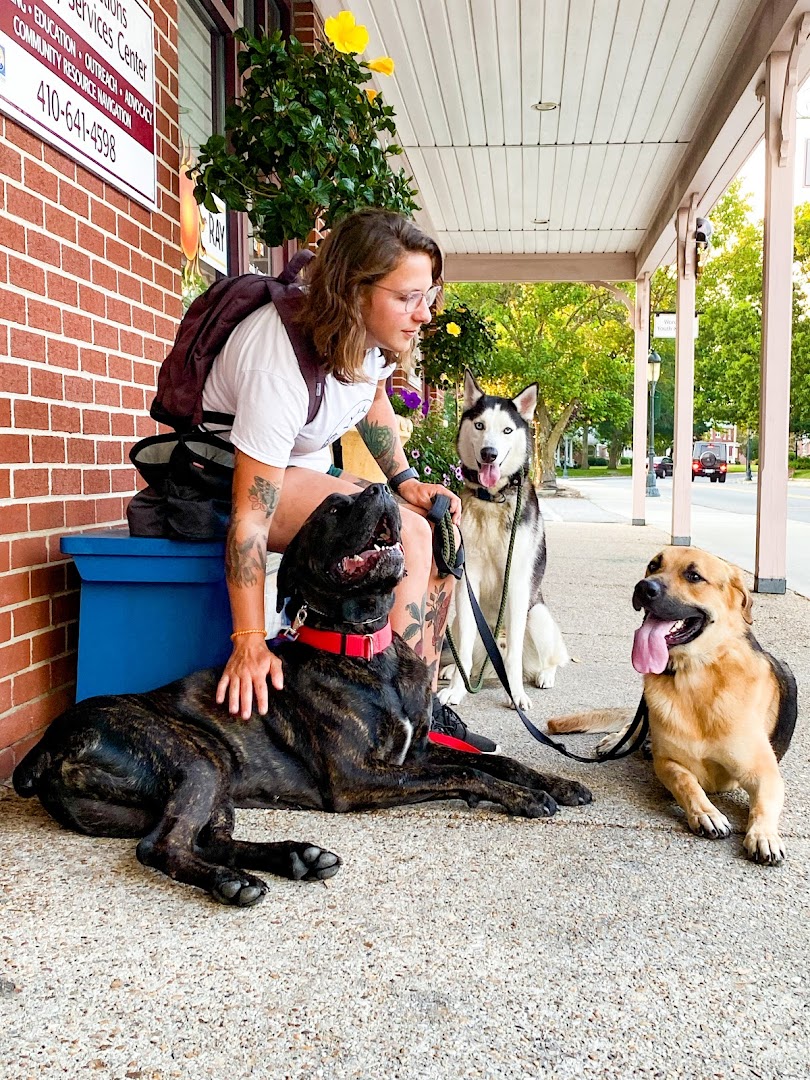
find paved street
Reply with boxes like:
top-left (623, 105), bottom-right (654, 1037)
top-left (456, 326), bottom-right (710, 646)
top-left (543, 473), bottom-right (810, 598)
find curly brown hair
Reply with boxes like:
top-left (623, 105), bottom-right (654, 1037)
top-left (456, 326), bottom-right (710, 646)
top-left (300, 209), bottom-right (443, 382)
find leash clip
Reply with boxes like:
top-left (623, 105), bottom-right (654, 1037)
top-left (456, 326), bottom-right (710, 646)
top-left (281, 603), bottom-right (308, 640)
top-left (361, 633), bottom-right (376, 660)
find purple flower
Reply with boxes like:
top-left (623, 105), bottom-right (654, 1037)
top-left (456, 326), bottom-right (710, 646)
top-left (411, 449), bottom-right (420, 459)
top-left (424, 465), bottom-right (432, 475)
top-left (421, 397), bottom-right (430, 417)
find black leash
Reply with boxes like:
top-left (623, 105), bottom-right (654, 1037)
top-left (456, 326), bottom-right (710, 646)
top-left (427, 495), bottom-right (649, 764)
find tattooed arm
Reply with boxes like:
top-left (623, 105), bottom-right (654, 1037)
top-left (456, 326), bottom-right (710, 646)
top-left (358, 383), bottom-right (462, 525)
top-left (216, 449), bottom-right (286, 720)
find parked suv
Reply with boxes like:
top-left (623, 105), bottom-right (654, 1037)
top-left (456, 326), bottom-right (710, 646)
top-left (692, 441), bottom-right (728, 483)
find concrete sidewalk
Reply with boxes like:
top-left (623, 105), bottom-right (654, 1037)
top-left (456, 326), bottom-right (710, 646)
top-left (1, 518), bottom-right (808, 1080)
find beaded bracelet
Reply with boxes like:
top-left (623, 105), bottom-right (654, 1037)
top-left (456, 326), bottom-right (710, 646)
top-left (230, 629), bottom-right (267, 640)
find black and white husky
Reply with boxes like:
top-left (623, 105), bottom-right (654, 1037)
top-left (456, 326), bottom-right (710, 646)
top-left (438, 371), bottom-right (568, 712)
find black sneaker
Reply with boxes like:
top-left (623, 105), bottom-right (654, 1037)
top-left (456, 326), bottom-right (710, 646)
top-left (428, 698), bottom-right (499, 754)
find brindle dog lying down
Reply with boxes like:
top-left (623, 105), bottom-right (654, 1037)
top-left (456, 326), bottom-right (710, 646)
top-left (14, 485), bottom-right (591, 906)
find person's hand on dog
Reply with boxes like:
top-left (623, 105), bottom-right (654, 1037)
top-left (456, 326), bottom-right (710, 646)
top-left (395, 477), bottom-right (461, 525)
top-left (216, 638), bottom-right (284, 721)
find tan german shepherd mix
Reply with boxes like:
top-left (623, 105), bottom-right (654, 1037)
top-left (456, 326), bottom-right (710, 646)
top-left (548, 547), bottom-right (797, 864)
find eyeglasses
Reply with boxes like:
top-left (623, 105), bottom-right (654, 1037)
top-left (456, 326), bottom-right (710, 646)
top-left (370, 283), bottom-right (441, 313)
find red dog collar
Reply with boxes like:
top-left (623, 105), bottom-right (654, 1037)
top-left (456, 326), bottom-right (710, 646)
top-left (290, 621), bottom-right (393, 660)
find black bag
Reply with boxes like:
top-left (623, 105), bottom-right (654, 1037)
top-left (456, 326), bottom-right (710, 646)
top-left (127, 431), bottom-right (235, 540)
top-left (128, 250), bottom-right (326, 539)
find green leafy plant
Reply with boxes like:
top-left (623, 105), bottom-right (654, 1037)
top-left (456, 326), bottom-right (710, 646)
top-left (405, 400), bottom-right (463, 493)
top-left (190, 18), bottom-right (418, 247)
top-left (417, 303), bottom-right (496, 392)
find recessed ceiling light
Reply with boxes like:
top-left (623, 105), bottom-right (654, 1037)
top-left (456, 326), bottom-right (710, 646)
top-left (531, 101), bottom-right (558, 112)
top-left (533, 218), bottom-right (549, 225)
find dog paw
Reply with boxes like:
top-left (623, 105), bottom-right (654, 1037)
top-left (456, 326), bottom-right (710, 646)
top-left (596, 730), bottom-right (625, 757)
top-left (688, 809), bottom-right (732, 839)
top-left (212, 871), bottom-right (268, 907)
top-left (289, 844), bottom-right (342, 881)
top-left (517, 790), bottom-right (557, 819)
top-left (534, 668), bottom-right (556, 689)
top-left (505, 689), bottom-right (532, 711)
top-left (539, 777), bottom-right (593, 806)
top-left (438, 685), bottom-right (465, 708)
top-left (744, 828), bottom-right (785, 865)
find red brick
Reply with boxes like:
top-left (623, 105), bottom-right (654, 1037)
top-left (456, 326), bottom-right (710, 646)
top-left (112, 468), bottom-right (136, 492)
top-left (7, 185), bottom-right (44, 226)
top-left (0, 432), bottom-right (29, 466)
top-left (0, 144), bottom-right (22, 181)
top-left (31, 563), bottom-right (65, 598)
top-left (82, 409), bottom-right (111, 435)
top-left (0, 503), bottom-right (28, 536)
top-left (46, 272), bottom-right (79, 307)
top-left (9, 256), bottom-right (45, 294)
top-left (45, 204), bottom-right (77, 243)
top-left (47, 339), bottom-right (80, 370)
top-left (0, 470), bottom-right (9, 499)
top-left (94, 381), bottom-right (121, 407)
top-left (27, 299), bottom-right (63, 334)
top-left (27, 230), bottom-right (61, 267)
top-left (13, 600), bottom-right (51, 638)
top-left (0, 542), bottom-right (9, 574)
top-left (0, 362), bottom-right (30, 394)
top-left (0, 640), bottom-right (30, 679)
top-left (64, 375), bottom-right (94, 403)
top-left (0, 399), bottom-right (9, 428)
top-left (32, 435), bottom-right (66, 464)
top-left (61, 246), bottom-right (91, 278)
top-left (106, 296), bottom-right (133, 326)
top-left (133, 360), bottom-right (157, 388)
top-left (121, 329), bottom-right (144, 357)
top-left (91, 259), bottom-right (118, 291)
top-left (32, 626), bottom-right (66, 664)
top-left (64, 500), bottom-right (96, 528)
top-left (23, 159), bottom-right (59, 201)
top-left (0, 570), bottom-right (30, 606)
top-left (80, 348), bottom-right (108, 376)
top-left (0, 679), bottom-right (10, 713)
top-left (10, 329), bottom-right (45, 365)
top-left (51, 469), bottom-right (82, 495)
top-left (90, 199), bottom-right (116, 233)
top-left (108, 355), bottom-right (132, 381)
top-left (12, 469), bottom-right (49, 499)
top-left (13, 664), bottom-right (52, 707)
top-left (11, 536), bottom-right (48, 570)
top-left (43, 144), bottom-right (76, 179)
top-left (93, 321), bottom-right (119, 349)
top-left (50, 655), bottom-right (76, 690)
top-left (106, 237), bottom-right (131, 269)
top-left (132, 306), bottom-right (156, 334)
top-left (111, 413), bottom-right (135, 436)
top-left (95, 442), bottom-right (121, 467)
top-left (122, 385), bottom-right (146, 411)
top-left (83, 470), bottom-right (111, 494)
top-left (0, 286), bottom-right (25, 324)
top-left (29, 501), bottom-right (65, 532)
top-left (2, 218), bottom-right (25, 255)
top-left (79, 284), bottom-right (106, 317)
top-left (77, 222), bottom-right (105, 257)
top-left (31, 368), bottom-right (64, 400)
top-left (14, 399), bottom-right (50, 429)
top-left (66, 437), bottom-right (95, 464)
top-left (0, 611), bottom-right (10, 644)
top-left (50, 404), bottom-right (81, 432)
top-left (59, 179), bottom-right (89, 217)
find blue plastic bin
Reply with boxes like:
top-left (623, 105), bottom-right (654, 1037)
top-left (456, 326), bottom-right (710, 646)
top-left (61, 529), bottom-right (232, 701)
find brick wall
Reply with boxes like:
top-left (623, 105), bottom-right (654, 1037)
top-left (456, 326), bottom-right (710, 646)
top-left (0, 0), bottom-right (181, 778)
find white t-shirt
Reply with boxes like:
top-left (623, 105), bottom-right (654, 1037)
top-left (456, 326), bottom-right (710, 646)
top-left (202, 302), bottom-right (396, 472)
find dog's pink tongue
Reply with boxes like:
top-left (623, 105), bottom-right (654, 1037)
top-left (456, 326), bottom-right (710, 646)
top-left (632, 618), bottom-right (675, 674)
top-left (478, 463), bottom-right (501, 488)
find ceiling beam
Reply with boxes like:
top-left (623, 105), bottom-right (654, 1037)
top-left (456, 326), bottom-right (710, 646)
top-left (636, 0), bottom-right (810, 278)
top-left (444, 253), bottom-right (637, 283)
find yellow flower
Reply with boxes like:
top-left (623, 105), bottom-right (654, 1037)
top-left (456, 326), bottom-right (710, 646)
top-left (365, 89), bottom-right (379, 103)
top-left (445, 322), bottom-right (461, 336)
top-left (366, 56), bottom-right (395, 76)
top-left (324, 11), bottom-right (369, 54)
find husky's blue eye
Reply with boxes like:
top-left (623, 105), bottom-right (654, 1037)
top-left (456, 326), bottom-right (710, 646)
top-left (474, 422), bottom-right (485, 430)
top-left (503, 427), bottom-right (513, 434)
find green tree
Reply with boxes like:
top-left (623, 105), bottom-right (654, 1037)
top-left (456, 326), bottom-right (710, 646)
top-left (446, 282), bottom-right (634, 485)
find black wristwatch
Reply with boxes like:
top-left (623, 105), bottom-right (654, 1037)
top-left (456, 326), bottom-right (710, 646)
top-left (388, 467), bottom-right (419, 492)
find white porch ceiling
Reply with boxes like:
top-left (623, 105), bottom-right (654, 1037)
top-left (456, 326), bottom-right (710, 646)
top-left (315, 0), bottom-right (810, 281)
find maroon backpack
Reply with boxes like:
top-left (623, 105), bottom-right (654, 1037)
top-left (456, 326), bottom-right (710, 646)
top-left (150, 249), bottom-right (325, 433)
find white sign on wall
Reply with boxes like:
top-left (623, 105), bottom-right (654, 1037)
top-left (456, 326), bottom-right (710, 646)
top-left (653, 312), bottom-right (700, 338)
top-left (0, 0), bottom-right (157, 209)
top-left (200, 196), bottom-right (228, 276)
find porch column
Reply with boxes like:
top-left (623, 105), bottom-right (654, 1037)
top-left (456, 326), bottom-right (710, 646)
top-left (671, 202), bottom-right (697, 545)
top-left (631, 274), bottom-right (650, 525)
top-left (755, 49), bottom-right (798, 594)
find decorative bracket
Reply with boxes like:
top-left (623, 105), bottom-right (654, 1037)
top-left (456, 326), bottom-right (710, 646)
top-left (677, 193), bottom-right (699, 281)
top-left (780, 12), bottom-right (810, 167)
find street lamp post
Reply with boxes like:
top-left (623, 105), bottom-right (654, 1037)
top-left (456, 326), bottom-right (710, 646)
top-left (646, 350), bottom-right (662, 498)
top-left (745, 429), bottom-right (753, 482)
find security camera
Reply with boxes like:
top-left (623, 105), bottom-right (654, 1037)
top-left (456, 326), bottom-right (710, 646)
top-left (695, 217), bottom-right (712, 247)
